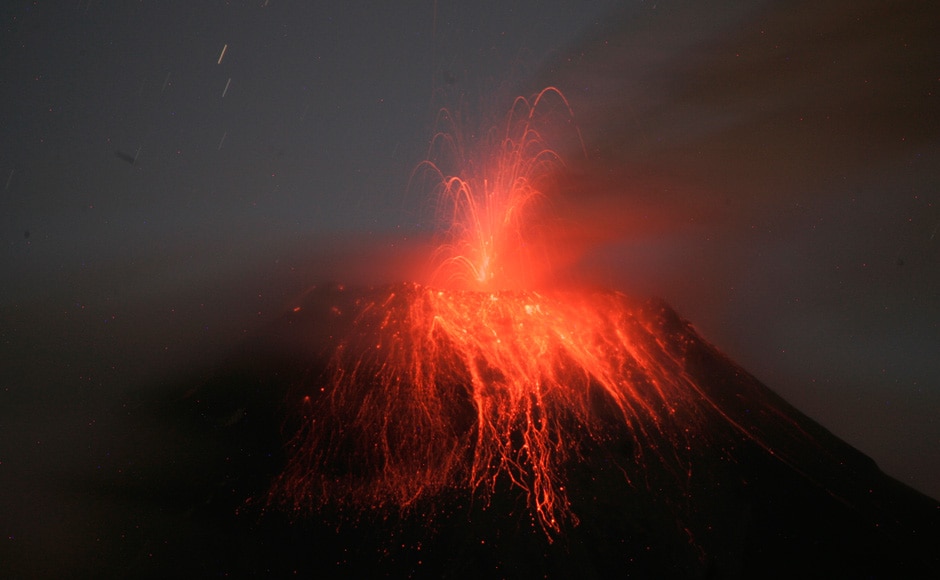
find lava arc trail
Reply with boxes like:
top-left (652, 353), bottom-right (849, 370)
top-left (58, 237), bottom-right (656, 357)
top-left (270, 88), bottom-right (797, 536)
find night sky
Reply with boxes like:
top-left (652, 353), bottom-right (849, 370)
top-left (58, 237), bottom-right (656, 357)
top-left (1, 0), bottom-right (938, 559)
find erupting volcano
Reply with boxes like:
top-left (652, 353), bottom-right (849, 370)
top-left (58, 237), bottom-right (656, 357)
top-left (271, 88), bottom-right (720, 533)
top-left (274, 284), bottom-right (723, 535)
top-left (255, 89), bottom-right (939, 577)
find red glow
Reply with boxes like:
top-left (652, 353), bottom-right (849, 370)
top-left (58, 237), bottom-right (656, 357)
top-left (274, 283), bottom-right (721, 535)
top-left (271, 89), bottom-right (731, 536)
top-left (414, 87), bottom-right (583, 292)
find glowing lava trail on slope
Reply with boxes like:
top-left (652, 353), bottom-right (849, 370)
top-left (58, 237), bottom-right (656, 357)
top-left (270, 89), bottom-right (772, 536)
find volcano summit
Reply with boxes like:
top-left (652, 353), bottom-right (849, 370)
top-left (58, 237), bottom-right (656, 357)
top-left (171, 282), bottom-right (940, 578)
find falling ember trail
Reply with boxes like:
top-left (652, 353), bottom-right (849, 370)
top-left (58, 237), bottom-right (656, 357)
top-left (270, 88), bottom-right (801, 537)
top-left (274, 283), bottom-right (730, 534)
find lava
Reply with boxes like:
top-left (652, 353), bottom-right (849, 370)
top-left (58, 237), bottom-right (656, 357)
top-left (270, 89), bottom-right (729, 535)
top-left (274, 282), bottom-right (725, 534)
top-left (417, 87), bottom-right (583, 292)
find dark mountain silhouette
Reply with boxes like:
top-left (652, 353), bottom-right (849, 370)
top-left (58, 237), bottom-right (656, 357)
top-left (42, 284), bottom-right (938, 579)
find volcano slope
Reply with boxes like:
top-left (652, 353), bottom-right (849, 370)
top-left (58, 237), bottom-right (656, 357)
top-left (77, 283), bottom-right (938, 579)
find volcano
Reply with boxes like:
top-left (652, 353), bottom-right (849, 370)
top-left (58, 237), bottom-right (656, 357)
top-left (30, 85), bottom-right (935, 578)
top-left (89, 281), bottom-right (938, 579)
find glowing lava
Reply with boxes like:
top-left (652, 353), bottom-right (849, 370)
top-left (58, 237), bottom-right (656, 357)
top-left (274, 283), bottom-right (720, 535)
top-left (418, 87), bottom-right (582, 292)
top-left (271, 89), bottom-right (721, 535)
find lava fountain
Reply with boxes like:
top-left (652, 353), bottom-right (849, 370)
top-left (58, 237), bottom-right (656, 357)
top-left (270, 88), bottom-right (754, 536)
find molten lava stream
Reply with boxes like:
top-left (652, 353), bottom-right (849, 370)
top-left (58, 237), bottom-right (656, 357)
top-left (271, 88), bottom-right (713, 536)
top-left (272, 283), bottom-right (721, 535)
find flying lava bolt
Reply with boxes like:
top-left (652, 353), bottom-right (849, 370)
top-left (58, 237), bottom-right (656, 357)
top-left (269, 88), bottom-right (723, 536)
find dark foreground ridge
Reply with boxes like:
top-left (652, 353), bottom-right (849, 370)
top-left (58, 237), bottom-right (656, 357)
top-left (53, 285), bottom-right (940, 578)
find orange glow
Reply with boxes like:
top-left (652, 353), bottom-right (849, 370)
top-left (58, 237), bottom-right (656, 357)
top-left (271, 89), bottom-right (720, 536)
top-left (414, 86), bottom-right (582, 291)
top-left (273, 283), bottom-right (718, 535)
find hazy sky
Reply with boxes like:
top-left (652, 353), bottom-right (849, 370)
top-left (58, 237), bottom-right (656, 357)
top-left (1, 0), bottom-right (937, 504)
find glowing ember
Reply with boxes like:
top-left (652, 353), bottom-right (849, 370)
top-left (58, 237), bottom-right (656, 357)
top-left (418, 87), bottom-right (582, 292)
top-left (274, 283), bottom-right (718, 534)
top-left (270, 88), bottom-right (719, 535)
